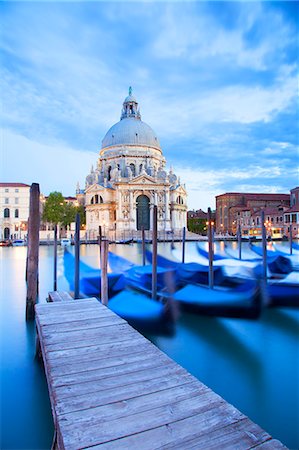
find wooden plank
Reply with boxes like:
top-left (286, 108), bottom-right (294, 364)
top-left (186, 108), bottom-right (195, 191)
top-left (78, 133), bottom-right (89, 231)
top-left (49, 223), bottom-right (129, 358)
top-left (56, 371), bottom-right (198, 416)
top-left (51, 354), bottom-right (176, 389)
top-left (53, 361), bottom-right (186, 400)
top-left (59, 393), bottom-right (227, 448)
top-left (58, 291), bottom-right (73, 302)
top-left (48, 346), bottom-right (167, 378)
top-left (48, 291), bottom-right (63, 302)
top-left (40, 315), bottom-right (126, 335)
top-left (46, 336), bottom-right (150, 365)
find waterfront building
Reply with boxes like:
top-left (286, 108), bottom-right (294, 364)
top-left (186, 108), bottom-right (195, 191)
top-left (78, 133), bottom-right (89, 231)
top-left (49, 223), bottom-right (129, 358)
top-left (216, 192), bottom-right (290, 235)
top-left (284, 186), bottom-right (299, 238)
top-left (84, 88), bottom-right (187, 240)
top-left (0, 182), bottom-right (30, 240)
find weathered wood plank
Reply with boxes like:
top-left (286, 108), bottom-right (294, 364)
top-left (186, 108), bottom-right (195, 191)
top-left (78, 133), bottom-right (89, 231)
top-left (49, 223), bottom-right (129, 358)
top-left (53, 361), bottom-right (186, 400)
top-left (59, 394), bottom-right (228, 448)
top-left (46, 336), bottom-right (150, 365)
top-left (51, 354), bottom-right (175, 389)
top-left (48, 345), bottom-right (167, 378)
top-left (55, 371), bottom-right (198, 416)
top-left (40, 315), bottom-right (126, 335)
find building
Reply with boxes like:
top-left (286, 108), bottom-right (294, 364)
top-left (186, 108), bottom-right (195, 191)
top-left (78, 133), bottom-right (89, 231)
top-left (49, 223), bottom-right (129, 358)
top-left (0, 182), bottom-right (30, 240)
top-left (84, 88), bottom-right (187, 240)
top-left (284, 186), bottom-right (299, 239)
top-left (216, 192), bottom-right (290, 235)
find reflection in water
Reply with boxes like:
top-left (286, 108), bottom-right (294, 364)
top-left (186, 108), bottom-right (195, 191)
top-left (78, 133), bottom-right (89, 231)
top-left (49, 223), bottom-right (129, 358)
top-left (0, 242), bottom-right (298, 449)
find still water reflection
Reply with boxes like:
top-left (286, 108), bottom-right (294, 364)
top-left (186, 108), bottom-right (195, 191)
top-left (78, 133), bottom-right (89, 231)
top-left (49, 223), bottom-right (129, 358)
top-left (1, 242), bottom-right (298, 449)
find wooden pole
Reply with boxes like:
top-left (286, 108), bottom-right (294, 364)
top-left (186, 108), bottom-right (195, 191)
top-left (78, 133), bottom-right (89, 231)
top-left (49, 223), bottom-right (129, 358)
top-left (142, 226), bottom-right (145, 266)
top-left (290, 224), bottom-right (293, 255)
top-left (26, 183), bottom-right (40, 320)
top-left (152, 205), bottom-right (158, 300)
top-left (74, 213), bottom-right (80, 299)
top-left (238, 223), bottom-right (242, 260)
top-left (261, 210), bottom-right (267, 283)
top-left (98, 225), bottom-right (102, 246)
top-left (53, 224), bottom-right (57, 291)
top-left (101, 239), bottom-right (109, 305)
top-left (182, 226), bottom-right (186, 263)
top-left (208, 207), bottom-right (214, 289)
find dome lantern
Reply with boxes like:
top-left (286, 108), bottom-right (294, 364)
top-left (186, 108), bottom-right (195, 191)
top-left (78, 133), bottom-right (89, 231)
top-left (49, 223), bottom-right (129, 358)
top-left (121, 86), bottom-right (141, 120)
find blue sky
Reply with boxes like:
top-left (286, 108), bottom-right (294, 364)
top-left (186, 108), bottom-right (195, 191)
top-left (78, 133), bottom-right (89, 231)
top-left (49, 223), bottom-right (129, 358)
top-left (1, 1), bottom-right (298, 210)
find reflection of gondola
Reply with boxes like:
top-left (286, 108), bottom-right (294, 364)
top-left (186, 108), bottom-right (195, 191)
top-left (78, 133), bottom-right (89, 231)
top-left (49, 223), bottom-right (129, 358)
top-left (64, 249), bottom-right (172, 333)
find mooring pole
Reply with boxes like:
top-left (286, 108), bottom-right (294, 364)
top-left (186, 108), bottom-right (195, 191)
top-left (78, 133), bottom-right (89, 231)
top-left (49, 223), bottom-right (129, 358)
top-left (152, 205), bottom-right (158, 300)
top-left (289, 224), bottom-right (293, 255)
top-left (74, 213), bottom-right (80, 299)
top-left (101, 239), bottom-right (109, 305)
top-left (53, 224), bottom-right (57, 291)
top-left (261, 210), bottom-right (267, 283)
top-left (208, 207), bottom-right (214, 289)
top-left (182, 226), bottom-right (186, 263)
top-left (26, 183), bottom-right (40, 320)
top-left (238, 223), bottom-right (242, 260)
top-left (142, 226), bottom-right (146, 266)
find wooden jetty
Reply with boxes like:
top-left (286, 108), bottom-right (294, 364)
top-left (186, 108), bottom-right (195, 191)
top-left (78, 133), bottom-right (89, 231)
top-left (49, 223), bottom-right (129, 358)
top-left (35, 295), bottom-right (286, 450)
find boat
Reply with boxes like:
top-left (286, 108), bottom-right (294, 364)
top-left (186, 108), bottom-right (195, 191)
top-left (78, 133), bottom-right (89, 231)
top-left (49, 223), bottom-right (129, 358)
top-left (292, 242), bottom-right (299, 251)
top-left (60, 238), bottom-right (72, 246)
top-left (196, 243), bottom-right (227, 261)
top-left (249, 243), bottom-right (294, 274)
top-left (108, 251), bottom-right (135, 273)
top-left (0, 240), bottom-right (12, 247)
top-left (108, 289), bottom-right (173, 333)
top-left (145, 249), bottom-right (227, 286)
top-left (12, 239), bottom-right (26, 246)
top-left (63, 249), bottom-right (126, 297)
top-left (172, 279), bottom-right (261, 319)
top-left (267, 272), bottom-right (299, 308)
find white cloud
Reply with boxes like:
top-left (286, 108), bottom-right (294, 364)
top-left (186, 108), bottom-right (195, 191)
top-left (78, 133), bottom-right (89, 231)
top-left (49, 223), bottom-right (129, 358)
top-left (1, 129), bottom-right (97, 196)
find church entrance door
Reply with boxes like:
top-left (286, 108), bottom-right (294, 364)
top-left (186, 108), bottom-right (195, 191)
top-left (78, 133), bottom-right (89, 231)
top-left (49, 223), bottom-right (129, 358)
top-left (136, 195), bottom-right (150, 230)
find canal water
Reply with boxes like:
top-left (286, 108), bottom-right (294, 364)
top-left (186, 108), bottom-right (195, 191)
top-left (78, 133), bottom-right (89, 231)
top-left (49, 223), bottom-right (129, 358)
top-left (1, 242), bottom-right (298, 449)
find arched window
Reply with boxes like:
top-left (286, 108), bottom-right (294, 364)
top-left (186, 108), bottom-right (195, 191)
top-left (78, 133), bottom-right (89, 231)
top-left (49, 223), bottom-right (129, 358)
top-left (91, 197), bottom-right (94, 204)
top-left (139, 164), bottom-right (143, 174)
top-left (94, 195), bottom-right (99, 204)
top-left (107, 166), bottom-right (112, 181)
top-left (15, 209), bottom-right (19, 218)
top-left (176, 196), bottom-right (184, 205)
top-left (129, 163), bottom-right (136, 177)
top-left (99, 196), bottom-right (103, 204)
top-left (4, 208), bottom-right (10, 218)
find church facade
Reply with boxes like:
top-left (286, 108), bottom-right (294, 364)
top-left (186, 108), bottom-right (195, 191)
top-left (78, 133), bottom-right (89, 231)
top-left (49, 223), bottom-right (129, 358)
top-left (84, 89), bottom-right (187, 240)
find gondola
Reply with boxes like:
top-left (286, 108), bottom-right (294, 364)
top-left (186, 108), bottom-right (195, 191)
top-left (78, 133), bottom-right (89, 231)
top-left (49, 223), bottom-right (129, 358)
top-left (267, 272), bottom-right (299, 308)
top-left (64, 249), bottom-right (172, 333)
top-left (145, 249), bottom-right (226, 286)
top-left (63, 249), bottom-right (125, 297)
top-left (172, 279), bottom-right (261, 319)
top-left (249, 243), bottom-right (294, 274)
top-left (108, 251), bottom-right (262, 319)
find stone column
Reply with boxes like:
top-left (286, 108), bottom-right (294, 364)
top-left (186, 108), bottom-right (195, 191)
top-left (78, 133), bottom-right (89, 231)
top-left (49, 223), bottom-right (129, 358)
top-left (129, 190), bottom-right (134, 228)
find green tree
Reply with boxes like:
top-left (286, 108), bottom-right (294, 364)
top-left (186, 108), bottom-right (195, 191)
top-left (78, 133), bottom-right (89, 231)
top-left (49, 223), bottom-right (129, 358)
top-left (187, 218), bottom-right (207, 235)
top-left (42, 192), bottom-right (65, 224)
top-left (61, 203), bottom-right (77, 227)
top-left (76, 205), bottom-right (86, 226)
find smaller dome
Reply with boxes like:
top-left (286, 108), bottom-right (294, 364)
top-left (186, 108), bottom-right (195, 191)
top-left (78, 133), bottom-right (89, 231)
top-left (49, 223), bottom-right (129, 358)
top-left (124, 94), bottom-right (137, 103)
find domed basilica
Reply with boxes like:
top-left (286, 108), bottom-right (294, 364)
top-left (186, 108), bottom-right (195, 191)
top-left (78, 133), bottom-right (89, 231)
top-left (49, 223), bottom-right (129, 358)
top-left (84, 88), bottom-right (187, 239)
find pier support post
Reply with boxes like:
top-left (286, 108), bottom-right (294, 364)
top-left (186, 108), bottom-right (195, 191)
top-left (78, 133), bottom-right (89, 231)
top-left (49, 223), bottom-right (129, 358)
top-left (53, 224), bottom-right (57, 291)
top-left (26, 183), bottom-right (40, 320)
top-left (238, 223), bottom-right (242, 260)
top-left (101, 239), bottom-right (109, 306)
top-left (208, 207), bottom-right (214, 289)
top-left (152, 205), bottom-right (158, 300)
top-left (74, 213), bottom-right (80, 299)
top-left (182, 226), bottom-right (186, 263)
top-left (289, 224), bottom-right (293, 255)
top-left (142, 226), bottom-right (145, 266)
top-left (261, 210), bottom-right (267, 282)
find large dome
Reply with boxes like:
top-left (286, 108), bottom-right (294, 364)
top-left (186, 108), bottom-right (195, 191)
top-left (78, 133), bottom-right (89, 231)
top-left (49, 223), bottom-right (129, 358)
top-left (102, 118), bottom-right (161, 150)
